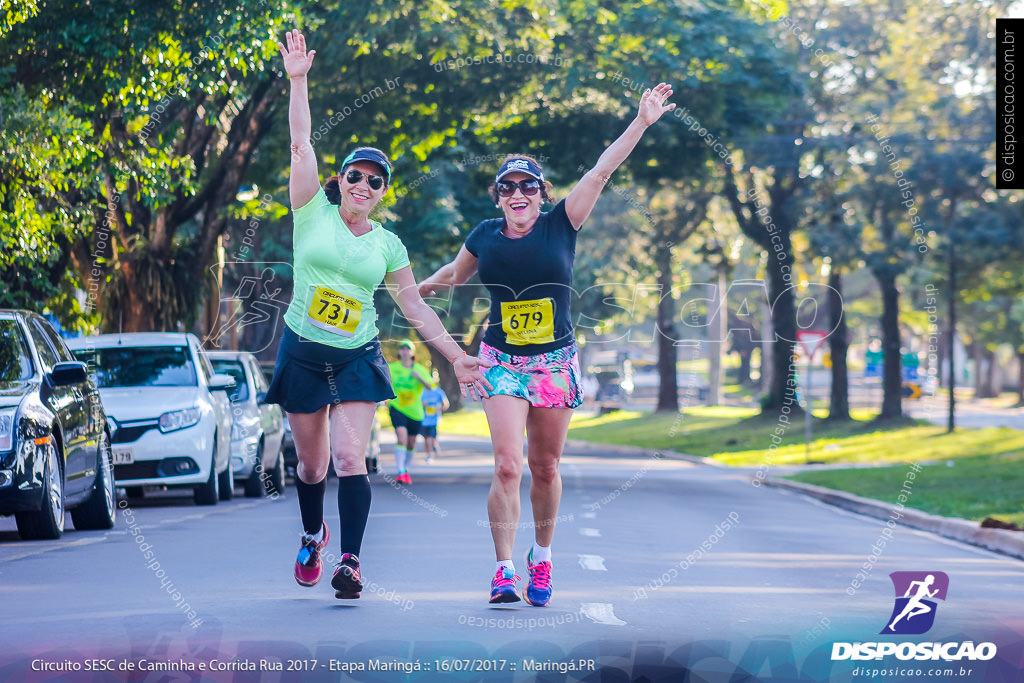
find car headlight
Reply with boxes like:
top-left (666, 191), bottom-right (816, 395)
top-left (158, 407), bottom-right (202, 433)
top-left (0, 408), bottom-right (15, 452)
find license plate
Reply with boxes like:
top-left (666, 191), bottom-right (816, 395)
top-left (112, 448), bottom-right (134, 465)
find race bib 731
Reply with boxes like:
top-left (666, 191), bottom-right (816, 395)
top-left (307, 286), bottom-right (362, 337)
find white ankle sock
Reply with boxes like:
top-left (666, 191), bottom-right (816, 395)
top-left (308, 526), bottom-right (324, 544)
top-left (531, 544), bottom-right (552, 562)
top-left (496, 560), bottom-right (515, 575)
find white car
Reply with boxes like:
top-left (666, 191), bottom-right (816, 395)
top-left (207, 350), bottom-right (286, 498)
top-left (67, 333), bottom-right (235, 505)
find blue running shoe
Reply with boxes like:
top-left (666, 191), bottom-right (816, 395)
top-left (488, 566), bottom-right (522, 604)
top-left (524, 549), bottom-right (552, 606)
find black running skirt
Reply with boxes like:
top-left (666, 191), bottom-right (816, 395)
top-left (264, 326), bottom-right (395, 413)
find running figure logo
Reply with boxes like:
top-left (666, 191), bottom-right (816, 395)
top-left (880, 571), bottom-right (949, 635)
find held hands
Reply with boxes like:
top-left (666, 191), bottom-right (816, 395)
top-left (453, 354), bottom-right (494, 401)
top-left (637, 82), bottom-right (675, 127)
top-left (278, 29), bottom-right (316, 79)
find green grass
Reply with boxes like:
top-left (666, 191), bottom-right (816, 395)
top-left (439, 406), bottom-right (1024, 525)
top-left (788, 456), bottom-right (1024, 527)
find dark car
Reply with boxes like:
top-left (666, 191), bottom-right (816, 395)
top-left (0, 311), bottom-right (116, 539)
top-left (590, 367), bottom-right (634, 414)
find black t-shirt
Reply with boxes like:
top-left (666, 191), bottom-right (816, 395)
top-left (465, 199), bottom-right (577, 355)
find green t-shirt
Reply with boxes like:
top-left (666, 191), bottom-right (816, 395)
top-left (388, 361), bottom-right (430, 420)
top-left (283, 188), bottom-right (411, 349)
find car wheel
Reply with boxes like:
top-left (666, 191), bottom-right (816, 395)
top-left (244, 441), bottom-right (265, 498)
top-left (15, 439), bottom-right (65, 540)
top-left (71, 430), bottom-right (117, 530)
top-left (218, 448), bottom-right (234, 501)
top-left (265, 443), bottom-right (286, 497)
top-left (193, 437), bottom-right (219, 506)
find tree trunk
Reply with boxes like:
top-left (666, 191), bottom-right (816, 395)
top-left (760, 303), bottom-right (773, 393)
top-left (977, 348), bottom-right (998, 399)
top-left (116, 261), bottom-right (160, 332)
top-left (655, 248), bottom-right (679, 413)
top-left (827, 268), bottom-right (850, 421)
top-left (877, 271), bottom-right (903, 420)
top-left (936, 326), bottom-right (947, 389)
top-left (706, 264), bottom-right (725, 406)
top-left (767, 248), bottom-right (799, 415)
top-left (1017, 351), bottom-right (1024, 406)
top-left (737, 349), bottom-right (751, 385)
top-left (721, 162), bottom-right (803, 414)
top-left (972, 341), bottom-right (985, 396)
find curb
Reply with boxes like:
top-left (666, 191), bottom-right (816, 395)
top-left (564, 439), bottom-right (730, 467)
top-left (766, 477), bottom-right (1024, 561)
top-left (566, 438), bottom-right (1024, 561)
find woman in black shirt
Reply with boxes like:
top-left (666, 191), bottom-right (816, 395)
top-left (420, 83), bottom-right (675, 606)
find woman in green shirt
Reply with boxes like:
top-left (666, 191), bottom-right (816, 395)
top-left (266, 29), bottom-right (491, 601)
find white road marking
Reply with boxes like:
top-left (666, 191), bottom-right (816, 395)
top-left (580, 528), bottom-right (601, 537)
top-left (580, 602), bottom-right (627, 625)
top-left (578, 554), bottom-right (607, 571)
top-left (581, 512), bottom-right (597, 519)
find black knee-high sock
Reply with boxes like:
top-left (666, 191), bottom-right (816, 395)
top-left (294, 476), bottom-right (327, 536)
top-left (337, 474), bottom-right (372, 556)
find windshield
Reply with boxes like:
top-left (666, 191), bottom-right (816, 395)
top-left (72, 345), bottom-right (197, 388)
top-left (210, 359), bottom-right (249, 403)
top-left (0, 320), bottom-right (35, 382)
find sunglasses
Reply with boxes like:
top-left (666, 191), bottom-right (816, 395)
top-left (495, 178), bottom-right (541, 197)
top-left (345, 169), bottom-right (386, 190)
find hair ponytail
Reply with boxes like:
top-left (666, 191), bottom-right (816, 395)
top-left (324, 175), bottom-right (342, 205)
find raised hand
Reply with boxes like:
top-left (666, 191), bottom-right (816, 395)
top-left (637, 82), bottom-right (675, 127)
top-left (278, 29), bottom-right (316, 79)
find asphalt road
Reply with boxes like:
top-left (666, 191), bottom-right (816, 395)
top-left (1, 435), bottom-right (1022, 682)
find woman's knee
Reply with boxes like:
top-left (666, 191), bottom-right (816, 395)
top-left (297, 454), bottom-right (331, 483)
top-left (493, 454), bottom-right (523, 484)
top-left (332, 448), bottom-right (368, 476)
top-left (528, 457), bottom-right (560, 484)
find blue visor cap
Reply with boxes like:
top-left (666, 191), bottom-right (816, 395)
top-left (495, 157), bottom-right (544, 183)
top-left (342, 149), bottom-right (392, 185)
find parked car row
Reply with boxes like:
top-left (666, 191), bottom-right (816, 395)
top-left (1, 310), bottom-right (287, 540)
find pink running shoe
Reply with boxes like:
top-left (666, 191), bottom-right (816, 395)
top-left (331, 553), bottom-right (363, 599)
top-left (524, 548), bottom-right (552, 606)
top-left (293, 522), bottom-right (330, 587)
top-left (489, 566), bottom-right (522, 604)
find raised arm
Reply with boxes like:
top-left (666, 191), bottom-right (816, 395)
top-left (277, 29), bottom-right (321, 209)
top-left (564, 82), bottom-right (675, 229)
top-left (417, 245), bottom-right (478, 297)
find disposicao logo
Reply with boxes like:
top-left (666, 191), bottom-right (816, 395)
top-left (881, 571), bottom-right (949, 635)
top-left (831, 571), bottom-right (997, 663)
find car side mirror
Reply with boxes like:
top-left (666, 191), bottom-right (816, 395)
top-left (209, 373), bottom-right (236, 392)
top-left (49, 361), bottom-right (89, 386)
